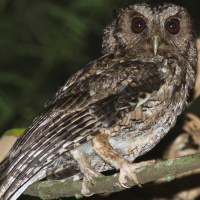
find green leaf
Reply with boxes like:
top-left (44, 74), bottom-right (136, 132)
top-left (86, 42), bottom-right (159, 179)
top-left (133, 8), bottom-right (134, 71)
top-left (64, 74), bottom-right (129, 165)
top-left (3, 128), bottom-right (25, 137)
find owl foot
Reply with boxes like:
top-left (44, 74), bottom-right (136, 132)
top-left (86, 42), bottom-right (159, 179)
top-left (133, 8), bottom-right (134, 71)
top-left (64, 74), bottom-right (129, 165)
top-left (81, 167), bottom-right (103, 196)
top-left (84, 166), bottom-right (103, 183)
top-left (71, 149), bottom-right (103, 196)
top-left (119, 160), bottom-right (154, 188)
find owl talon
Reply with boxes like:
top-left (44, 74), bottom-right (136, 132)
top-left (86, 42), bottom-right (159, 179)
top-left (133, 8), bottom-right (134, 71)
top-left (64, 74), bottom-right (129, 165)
top-left (81, 167), bottom-right (103, 196)
top-left (119, 160), bottom-right (154, 187)
top-left (84, 167), bottom-right (103, 183)
top-left (81, 177), bottom-right (94, 197)
top-left (119, 163), bottom-right (140, 187)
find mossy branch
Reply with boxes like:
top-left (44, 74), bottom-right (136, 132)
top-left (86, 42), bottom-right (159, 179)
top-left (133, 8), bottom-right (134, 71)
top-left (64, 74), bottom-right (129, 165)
top-left (23, 152), bottom-right (200, 199)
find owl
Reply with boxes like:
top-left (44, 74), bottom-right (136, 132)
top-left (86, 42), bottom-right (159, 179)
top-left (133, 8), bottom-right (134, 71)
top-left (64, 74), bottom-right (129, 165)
top-left (0, 3), bottom-right (197, 200)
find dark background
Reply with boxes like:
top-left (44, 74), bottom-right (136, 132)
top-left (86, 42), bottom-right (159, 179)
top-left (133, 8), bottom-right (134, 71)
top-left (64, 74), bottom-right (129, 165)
top-left (0, 0), bottom-right (199, 199)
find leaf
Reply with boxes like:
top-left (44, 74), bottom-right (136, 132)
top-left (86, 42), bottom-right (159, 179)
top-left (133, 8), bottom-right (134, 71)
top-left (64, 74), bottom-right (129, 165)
top-left (3, 128), bottom-right (25, 137)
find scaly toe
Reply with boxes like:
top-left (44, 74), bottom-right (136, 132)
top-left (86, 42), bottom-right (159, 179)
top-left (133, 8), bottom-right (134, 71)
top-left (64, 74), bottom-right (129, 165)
top-left (85, 167), bottom-right (103, 184)
top-left (81, 177), bottom-right (94, 196)
top-left (81, 168), bottom-right (103, 196)
top-left (119, 161), bottom-right (151, 187)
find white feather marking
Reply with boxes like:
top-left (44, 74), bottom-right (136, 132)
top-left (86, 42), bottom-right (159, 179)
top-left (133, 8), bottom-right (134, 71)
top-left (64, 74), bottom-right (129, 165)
top-left (136, 94), bottom-right (151, 108)
top-left (33, 150), bottom-right (43, 157)
top-left (63, 141), bottom-right (73, 149)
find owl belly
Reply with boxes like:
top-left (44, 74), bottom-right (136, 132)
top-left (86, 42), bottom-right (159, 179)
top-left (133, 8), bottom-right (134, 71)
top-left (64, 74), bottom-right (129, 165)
top-left (109, 81), bottom-right (188, 162)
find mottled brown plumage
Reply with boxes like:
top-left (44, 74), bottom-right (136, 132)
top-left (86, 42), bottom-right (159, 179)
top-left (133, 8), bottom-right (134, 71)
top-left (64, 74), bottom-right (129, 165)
top-left (0, 3), bottom-right (197, 200)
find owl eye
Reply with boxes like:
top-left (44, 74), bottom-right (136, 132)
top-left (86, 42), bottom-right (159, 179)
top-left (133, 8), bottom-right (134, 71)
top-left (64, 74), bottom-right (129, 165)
top-left (165, 18), bottom-right (180, 34)
top-left (131, 17), bottom-right (146, 33)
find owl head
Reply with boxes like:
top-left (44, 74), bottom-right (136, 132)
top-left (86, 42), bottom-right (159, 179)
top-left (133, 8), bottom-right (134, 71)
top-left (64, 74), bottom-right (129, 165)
top-left (102, 3), bottom-right (197, 66)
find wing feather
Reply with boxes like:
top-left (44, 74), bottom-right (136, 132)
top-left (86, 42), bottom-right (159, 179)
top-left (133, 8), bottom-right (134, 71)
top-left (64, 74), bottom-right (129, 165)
top-left (0, 55), bottom-right (162, 199)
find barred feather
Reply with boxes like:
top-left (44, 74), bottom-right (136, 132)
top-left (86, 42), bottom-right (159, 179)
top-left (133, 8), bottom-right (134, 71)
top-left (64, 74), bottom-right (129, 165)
top-left (0, 53), bottom-right (162, 199)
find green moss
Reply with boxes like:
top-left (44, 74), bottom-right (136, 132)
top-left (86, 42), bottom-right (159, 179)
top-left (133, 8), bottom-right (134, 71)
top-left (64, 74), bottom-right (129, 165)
top-left (75, 193), bottom-right (83, 199)
top-left (165, 158), bottom-right (175, 166)
top-left (164, 174), bottom-right (175, 182)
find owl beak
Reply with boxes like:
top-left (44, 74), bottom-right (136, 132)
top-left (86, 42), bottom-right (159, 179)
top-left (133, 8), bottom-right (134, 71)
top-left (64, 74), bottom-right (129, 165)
top-left (153, 36), bottom-right (159, 55)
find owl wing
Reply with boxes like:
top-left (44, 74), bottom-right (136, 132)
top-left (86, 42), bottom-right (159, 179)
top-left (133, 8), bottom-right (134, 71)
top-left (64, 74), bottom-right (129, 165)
top-left (0, 57), bottom-right (161, 199)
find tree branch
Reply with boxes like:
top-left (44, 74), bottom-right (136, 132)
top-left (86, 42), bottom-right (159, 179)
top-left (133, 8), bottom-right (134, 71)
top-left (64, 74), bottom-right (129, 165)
top-left (23, 152), bottom-right (200, 199)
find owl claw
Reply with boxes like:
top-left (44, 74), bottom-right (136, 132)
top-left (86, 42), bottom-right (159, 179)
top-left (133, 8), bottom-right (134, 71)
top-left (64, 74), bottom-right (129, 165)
top-left (119, 163), bottom-right (140, 187)
top-left (119, 160), bottom-right (154, 187)
top-left (81, 177), bottom-right (94, 197)
top-left (81, 167), bottom-right (103, 196)
top-left (84, 167), bottom-right (103, 183)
